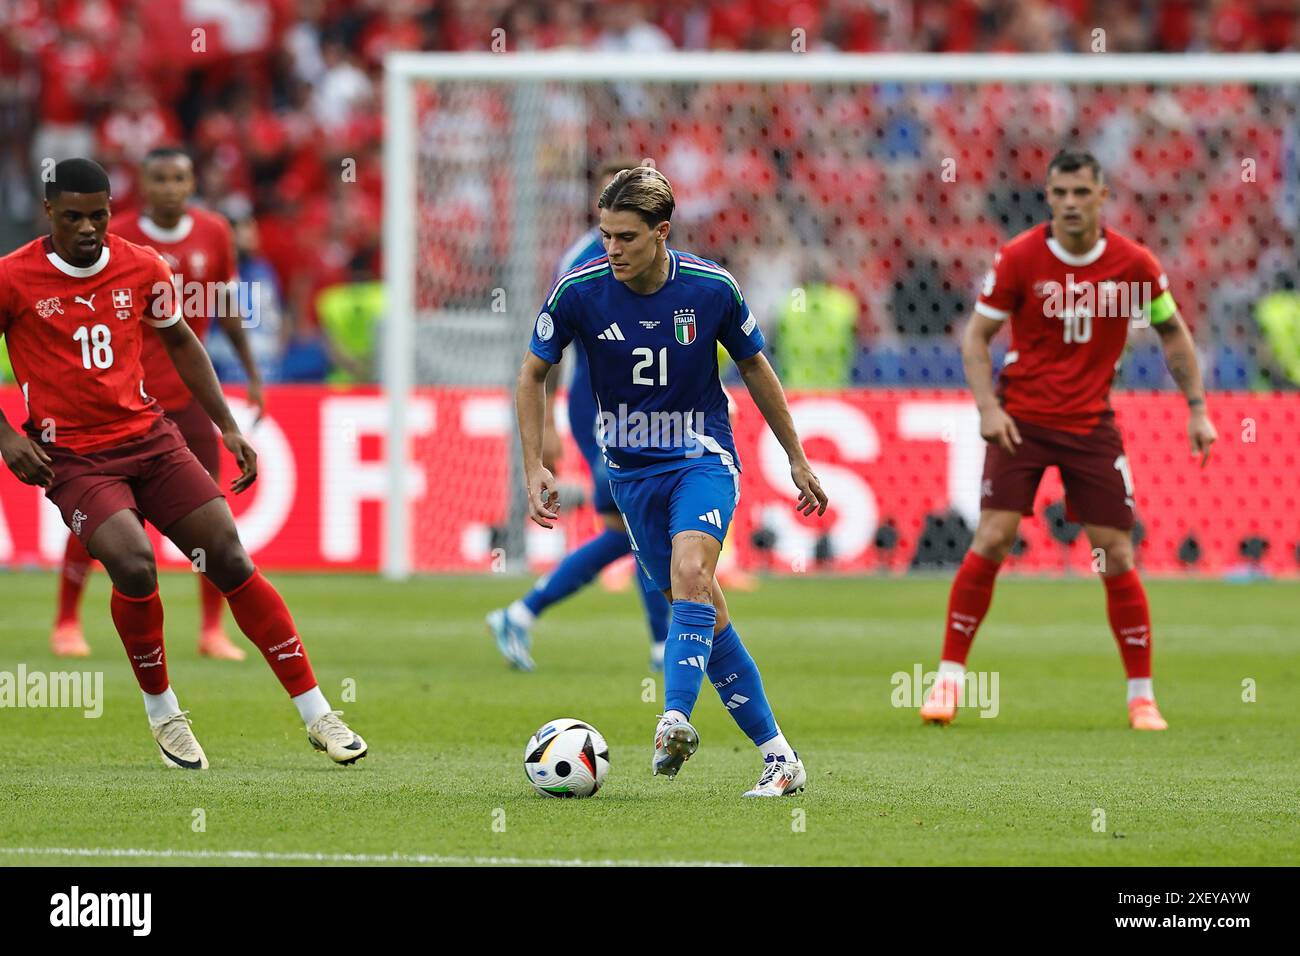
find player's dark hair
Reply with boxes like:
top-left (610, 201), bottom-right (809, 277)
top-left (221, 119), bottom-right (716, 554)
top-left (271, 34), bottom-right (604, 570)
top-left (45, 158), bottom-right (111, 199)
top-left (598, 166), bottom-right (675, 227)
top-left (1047, 149), bottom-right (1103, 183)
top-left (142, 146), bottom-right (192, 167)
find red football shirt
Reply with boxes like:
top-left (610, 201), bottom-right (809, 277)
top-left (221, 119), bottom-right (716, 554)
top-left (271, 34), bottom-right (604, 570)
top-left (0, 234), bottom-right (181, 453)
top-left (974, 223), bottom-right (1173, 434)
top-left (112, 208), bottom-right (237, 411)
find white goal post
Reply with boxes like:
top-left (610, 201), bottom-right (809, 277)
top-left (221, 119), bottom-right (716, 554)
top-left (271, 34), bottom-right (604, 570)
top-left (382, 51), bottom-right (1300, 580)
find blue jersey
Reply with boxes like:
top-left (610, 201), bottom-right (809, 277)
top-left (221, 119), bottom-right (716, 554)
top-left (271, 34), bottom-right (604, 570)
top-left (529, 249), bottom-right (764, 481)
top-left (554, 228), bottom-right (604, 457)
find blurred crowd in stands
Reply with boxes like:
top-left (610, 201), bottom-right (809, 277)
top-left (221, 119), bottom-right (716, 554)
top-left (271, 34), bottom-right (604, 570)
top-left (1, 0), bottom-right (1298, 388)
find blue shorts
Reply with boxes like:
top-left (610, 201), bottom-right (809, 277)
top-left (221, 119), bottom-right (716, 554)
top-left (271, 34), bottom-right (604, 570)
top-left (609, 462), bottom-right (740, 593)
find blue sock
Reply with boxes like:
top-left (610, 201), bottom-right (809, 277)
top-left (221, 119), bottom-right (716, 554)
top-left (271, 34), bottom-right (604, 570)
top-left (706, 622), bottom-right (778, 746)
top-left (664, 600), bottom-right (716, 717)
top-left (639, 586), bottom-right (670, 647)
top-left (522, 529), bottom-right (630, 617)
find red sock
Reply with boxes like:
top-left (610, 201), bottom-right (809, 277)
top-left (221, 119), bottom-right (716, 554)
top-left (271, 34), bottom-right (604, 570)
top-left (199, 573), bottom-right (225, 633)
top-left (223, 569), bottom-right (318, 696)
top-left (940, 551), bottom-right (1002, 667)
top-left (110, 588), bottom-right (169, 694)
top-left (57, 535), bottom-right (95, 626)
top-left (1103, 569), bottom-right (1152, 679)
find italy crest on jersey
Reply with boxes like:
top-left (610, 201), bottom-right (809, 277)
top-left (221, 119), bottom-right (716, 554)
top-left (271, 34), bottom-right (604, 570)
top-left (674, 308), bottom-right (697, 345)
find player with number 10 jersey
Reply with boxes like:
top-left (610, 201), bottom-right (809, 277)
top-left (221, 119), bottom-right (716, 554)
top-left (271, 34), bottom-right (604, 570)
top-left (919, 150), bottom-right (1217, 733)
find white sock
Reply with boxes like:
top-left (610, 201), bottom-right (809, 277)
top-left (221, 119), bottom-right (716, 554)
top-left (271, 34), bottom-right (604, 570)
top-left (293, 686), bottom-right (332, 726)
top-left (1127, 678), bottom-right (1154, 703)
top-left (757, 731), bottom-right (797, 762)
top-left (938, 660), bottom-right (965, 680)
top-left (143, 687), bottom-right (181, 723)
top-left (506, 600), bottom-right (535, 628)
top-left (663, 709), bottom-right (688, 724)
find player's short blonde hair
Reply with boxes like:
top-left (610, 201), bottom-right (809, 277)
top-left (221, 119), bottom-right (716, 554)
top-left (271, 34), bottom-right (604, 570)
top-left (598, 166), bottom-right (675, 227)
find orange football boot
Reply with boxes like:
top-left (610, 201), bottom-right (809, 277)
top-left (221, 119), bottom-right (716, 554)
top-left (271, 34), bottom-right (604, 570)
top-left (1128, 697), bottom-right (1168, 731)
top-left (50, 620), bottom-right (91, 657)
top-left (920, 677), bottom-right (960, 725)
top-left (197, 628), bottom-right (247, 661)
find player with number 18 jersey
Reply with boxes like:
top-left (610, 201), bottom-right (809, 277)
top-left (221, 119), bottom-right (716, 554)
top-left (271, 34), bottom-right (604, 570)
top-left (0, 232), bottom-right (179, 455)
top-left (0, 158), bottom-right (367, 770)
top-left (47, 148), bottom-right (255, 662)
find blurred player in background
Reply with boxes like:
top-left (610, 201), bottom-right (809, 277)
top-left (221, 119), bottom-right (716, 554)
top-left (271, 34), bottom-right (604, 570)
top-left (49, 147), bottom-right (264, 661)
top-left (488, 160), bottom-right (672, 672)
top-left (517, 167), bottom-right (828, 796)
top-left (0, 159), bottom-right (365, 768)
top-left (920, 150), bottom-right (1217, 731)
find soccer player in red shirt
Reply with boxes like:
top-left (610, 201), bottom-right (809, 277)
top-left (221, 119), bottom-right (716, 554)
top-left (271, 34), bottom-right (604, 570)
top-left (0, 159), bottom-right (366, 769)
top-left (50, 147), bottom-right (264, 661)
top-left (919, 150), bottom-right (1217, 731)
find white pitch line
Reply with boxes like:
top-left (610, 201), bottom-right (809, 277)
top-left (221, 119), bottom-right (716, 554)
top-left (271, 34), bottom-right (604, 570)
top-left (0, 846), bottom-right (752, 868)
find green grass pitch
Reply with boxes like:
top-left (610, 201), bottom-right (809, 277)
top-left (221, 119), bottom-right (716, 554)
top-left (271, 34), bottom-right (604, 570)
top-left (0, 570), bottom-right (1294, 866)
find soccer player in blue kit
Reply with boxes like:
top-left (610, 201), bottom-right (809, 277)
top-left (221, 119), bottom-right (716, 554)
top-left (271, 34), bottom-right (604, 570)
top-left (516, 167), bottom-right (829, 797)
top-left (488, 161), bottom-right (671, 673)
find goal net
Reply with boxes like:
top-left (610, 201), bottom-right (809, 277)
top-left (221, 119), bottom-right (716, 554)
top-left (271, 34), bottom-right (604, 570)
top-left (383, 53), bottom-right (1300, 580)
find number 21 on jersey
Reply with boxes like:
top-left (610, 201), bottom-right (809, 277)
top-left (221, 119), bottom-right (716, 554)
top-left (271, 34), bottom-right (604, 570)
top-left (73, 324), bottom-right (114, 369)
top-left (631, 346), bottom-right (667, 385)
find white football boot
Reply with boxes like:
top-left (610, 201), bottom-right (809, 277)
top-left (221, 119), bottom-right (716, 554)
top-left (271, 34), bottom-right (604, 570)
top-left (652, 714), bottom-right (699, 778)
top-left (150, 711), bottom-right (209, 770)
top-left (307, 711), bottom-right (368, 764)
top-left (485, 608), bottom-right (536, 671)
top-left (742, 754), bottom-right (807, 797)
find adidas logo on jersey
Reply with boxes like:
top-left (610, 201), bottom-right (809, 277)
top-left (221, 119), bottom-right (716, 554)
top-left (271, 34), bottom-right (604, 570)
top-left (677, 656), bottom-right (707, 670)
top-left (596, 322), bottom-right (625, 341)
top-left (698, 509), bottom-right (722, 528)
top-left (725, 693), bottom-right (750, 710)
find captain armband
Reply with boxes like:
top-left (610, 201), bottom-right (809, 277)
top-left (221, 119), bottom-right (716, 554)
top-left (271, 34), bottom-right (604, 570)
top-left (1147, 290), bottom-right (1178, 325)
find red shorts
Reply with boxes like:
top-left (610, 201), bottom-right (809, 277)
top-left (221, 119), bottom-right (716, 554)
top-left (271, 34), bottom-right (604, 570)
top-left (980, 415), bottom-right (1136, 530)
top-left (164, 399), bottom-right (220, 475)
top-left (44, 414), bottom-right (225, 547)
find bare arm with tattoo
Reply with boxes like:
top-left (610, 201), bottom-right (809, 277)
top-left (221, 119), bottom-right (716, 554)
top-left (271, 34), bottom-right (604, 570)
top-left (1152, 311), bottom-right (1217, 466)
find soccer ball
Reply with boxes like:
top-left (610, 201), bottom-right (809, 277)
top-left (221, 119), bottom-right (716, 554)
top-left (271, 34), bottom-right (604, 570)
top-left (523, 718), bottom-right (610, 798)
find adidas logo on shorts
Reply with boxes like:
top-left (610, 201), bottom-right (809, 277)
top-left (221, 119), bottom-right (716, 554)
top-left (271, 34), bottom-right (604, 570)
top-left (698, 509), bottom-right (722, 528)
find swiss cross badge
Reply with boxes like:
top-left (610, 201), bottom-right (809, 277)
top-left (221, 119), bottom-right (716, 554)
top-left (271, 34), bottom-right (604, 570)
top-left (673, 308), bottom-right (697, 346)
top-left (35, 296), bottom-right (63, 318)
top-left (112, 288), bottom-right (133, 309)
